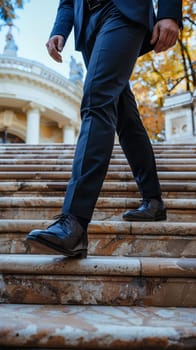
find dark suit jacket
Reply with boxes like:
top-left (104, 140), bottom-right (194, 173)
top-left (50, 0), bottom-right (182, 56)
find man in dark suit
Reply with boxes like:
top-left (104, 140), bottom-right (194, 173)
top-left (27, 0), bottom-right (182, 258)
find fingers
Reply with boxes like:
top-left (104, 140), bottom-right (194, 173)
top-left (46, 35), bottom-right (65, 63)
top-left (150, 19), bottom-right (179, 53)
top-left (150, 23), bottom-right (160, 46)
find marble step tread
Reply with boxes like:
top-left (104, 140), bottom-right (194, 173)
top-left (0, 171), bottom-right (196, 180)
top-left (1, 255), bottom-right (196, 277)
top-left (0, 305), bottom-right (195, 350)
top-left (2, 158), bottom-right (196, 165)
top-left (1, 164), bottom-right (196, 172)
top-left (1, 220), bottom-right (196, 257)
top-left (1, 181), bottom-right (195, 193)
top-left (1, 219), bottom-right (196, 236)
top-left (0, 146), bottom-right (195, 151)
top-left (0, 153), bottom-right (196, 164)
top-left (0, 145), bottom-right (195, 151)
top-left (1, 142), bottom-right (196, 148)
top-left (1, 256), bottom-right (196, 306)
top-left (0, 197), bottom-right (195, 209)
top-left (6, 150), bottom-right (195, 155)
top-left (2, 154), bottom-right (196, 161)
top-left (1, 152), bottom-right (196, 159)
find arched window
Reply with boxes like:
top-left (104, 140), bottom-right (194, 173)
top-left (0, 131), bottom-right (24, 144)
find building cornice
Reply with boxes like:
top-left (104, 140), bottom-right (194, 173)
top-left (162, 91), bottom-right (195, 111)
top-left (0, 55), bottom-right (82, 103)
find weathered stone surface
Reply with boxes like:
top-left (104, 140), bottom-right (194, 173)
top-left (1, 233), bottom-right (195, 257)
top-left (1, 182), bottom-right (196, 202)
top-left (0, 256), bottom-right (196, 306)
top-left (92, 208), bottom-right (196, 223)
top-left (1, 255), bottom-right (195, 277)
top-left (0, 196), bottom-right (195, 209)
top-left (0, 305), bottom-right (195, 349)
top-left (1, 164), bottom-right (196, 171)
top-left (1, 219), bottom-right (196, 235)
top-left (0, 220), bottom-right (196, 257)
top-left (1, 255), bottom-right (140, 275)
top-left (1, 273), bottom-right (195, 306)
top-left (140, 257), bottom-right (196, 276)
top-left (1, 157), bottom-right (196, 165)
top-left (0, 171), bottom-right (196, 181)
top-left (0, 197), bottom-right (195, 222)
top-left (0, 143), bottom-right (196, 348)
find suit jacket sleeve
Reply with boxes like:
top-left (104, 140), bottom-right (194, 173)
top-left (49, 0), bottom-right (74, 43)
top-left (157, 0), bottom-right (182, 26)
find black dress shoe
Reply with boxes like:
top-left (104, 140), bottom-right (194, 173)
top-left (123, 199), bottom-right (167, 221)
top-left (26, 213), bottom-right (88, 258)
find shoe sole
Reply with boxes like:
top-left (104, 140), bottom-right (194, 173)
top-left (26, 236), bottom-right (87, 258)
top-left (123, 214), bottom-right (167, 222)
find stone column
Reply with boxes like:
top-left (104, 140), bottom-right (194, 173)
top-left (63, 125), bottom-right (75, 144)
top-left (164, 112), bottom-right (172, 142)
top-left (25, 103), bottom-right (43, 144)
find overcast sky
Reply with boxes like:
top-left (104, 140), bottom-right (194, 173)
top-left (0, 0), bottom-right (83, 78)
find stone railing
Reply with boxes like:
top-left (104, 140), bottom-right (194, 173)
top-left (0, 55), bottom-right (82, 96)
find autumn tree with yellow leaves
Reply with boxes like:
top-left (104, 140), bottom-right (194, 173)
top-left (132, 0), bottom-right (196, 141)
top-left (0, 0), bottom-right (27, 24)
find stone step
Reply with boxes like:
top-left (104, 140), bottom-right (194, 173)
top-left (1, 220), bottom-right (195, 257)
top-left (1, 181), bottom-right (195, 199)
top-left (0, 255), bottom-right (196, 306)
top-left (1, 147), bottom-right (196, 153)
top-left (0, 197), bottom-right (195, 222)
top-left (1, 164), bottom-right (196, 172)
top-left (1, 142), bottom-right (196, 147)
top-left (1, 153), bottom-right (196, 160)
top-left (0, 144), bottom-right (195, 151)
top-left (0, 144), bottom-right (195, 149)
top-left (2, 157), bottom-right (196, 165)
top-left (0, 171), bottom-right (196, 181)
top-left (0, 304), bottom-right (195, 350)
top-left (1, 158), bottom-right (196, 165)
top-left (0, 143), bottom-right (195, 350)
top-left (0, 143), bottom-right (195, 151)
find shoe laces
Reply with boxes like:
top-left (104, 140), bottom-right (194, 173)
top-left (140, 199), bottom-right (150, 207)
top-left (53, 213), bottom-right (74, 226)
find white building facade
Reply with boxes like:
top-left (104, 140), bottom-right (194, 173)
top-left (163, 90), bottom-right (196, 144)
top-left (0, 28), bottom-right (82, 144)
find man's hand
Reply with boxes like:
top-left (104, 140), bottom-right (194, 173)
top-left (150, 19), bottom-right (180, 53)
top-left (46, 35), bottom-right (65, 62)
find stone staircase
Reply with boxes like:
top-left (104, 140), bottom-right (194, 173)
top-left (0, 143), bottom-right (195, 349)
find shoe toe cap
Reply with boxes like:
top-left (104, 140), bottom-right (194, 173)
top-left (27, 229), bottom-right (45, 238)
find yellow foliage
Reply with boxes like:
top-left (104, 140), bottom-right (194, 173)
top-left (131, 0), bottom-right (196, 141)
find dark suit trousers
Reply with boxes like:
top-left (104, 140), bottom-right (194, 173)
top-left (62, 1), bottom-right (162, 220)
